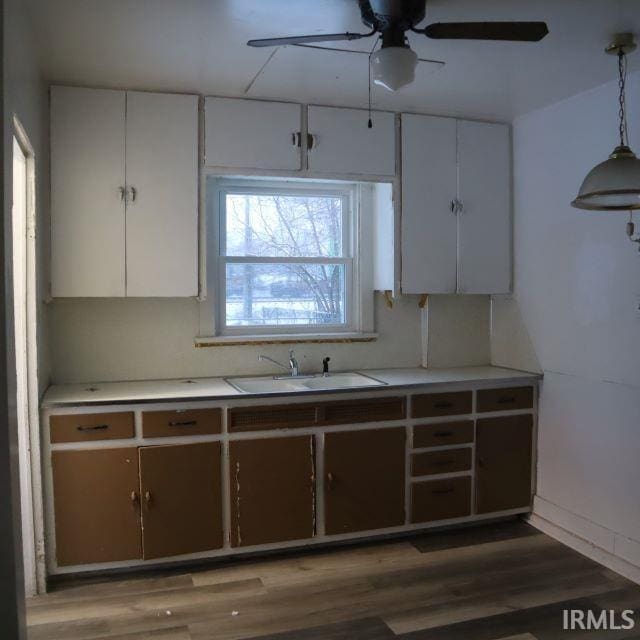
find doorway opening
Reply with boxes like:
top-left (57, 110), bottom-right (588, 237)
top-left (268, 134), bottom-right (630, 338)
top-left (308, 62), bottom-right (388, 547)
top-left (12, 118), bottom-right (42, 596)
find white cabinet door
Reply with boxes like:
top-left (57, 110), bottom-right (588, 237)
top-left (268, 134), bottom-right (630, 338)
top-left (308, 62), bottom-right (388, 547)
top-left (125, 91), bottom-right (199, 297)
top-left (457, 121), bottom-right (511, 294)
top-left (401, 114), bottom-right (458, 294)
top-left (205, 97), bottom-right (302, 171)
top-left (51, 86), bottom-right (126, 297)
top-left (307, 106), bottom-right (396, 176)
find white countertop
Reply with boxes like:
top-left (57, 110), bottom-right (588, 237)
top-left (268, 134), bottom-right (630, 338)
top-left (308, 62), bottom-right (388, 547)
top-left (41, 366), bottom-right (541, 408)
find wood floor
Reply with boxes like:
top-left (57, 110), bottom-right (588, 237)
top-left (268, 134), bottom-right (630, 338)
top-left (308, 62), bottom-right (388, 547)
top-left (27, 519), bottom-right (640, 640)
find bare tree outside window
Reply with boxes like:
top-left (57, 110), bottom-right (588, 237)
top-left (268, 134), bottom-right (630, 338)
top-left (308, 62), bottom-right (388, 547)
top-left (222, 191), bottom-right (351, 328)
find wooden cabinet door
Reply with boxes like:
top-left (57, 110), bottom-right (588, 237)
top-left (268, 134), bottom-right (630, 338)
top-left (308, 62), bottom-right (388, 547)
top-left (125, 91), bottom-right (199, 297)
top-left (139, 442), bottom-right (223, 559)
top-left (401, 114), bottom-right (457, 294)
top-left (205, 97), bottom-right (302, 171)
top-left (457, 120), bottom-right (511, 294)
top-left (324, 427), bottom-right (406, 535)
top-left (476, 415), bottom-right (533, 513)
top-left (51, 448), bottom-right (141, 566)
top-left (51, 86), bottom-right (126, 297)
top-left (229, 436), bottom-right (315, 547)
top-left (307, 106), bottom-right (396, 176)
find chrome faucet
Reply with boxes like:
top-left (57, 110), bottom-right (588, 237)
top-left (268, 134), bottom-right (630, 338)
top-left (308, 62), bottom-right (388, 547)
top-left (258, 350), bottom-right (300, 377)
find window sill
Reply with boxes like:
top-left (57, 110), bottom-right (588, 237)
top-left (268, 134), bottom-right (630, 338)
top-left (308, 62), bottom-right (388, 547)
top-left (195, 332), bottom-right (378, 348)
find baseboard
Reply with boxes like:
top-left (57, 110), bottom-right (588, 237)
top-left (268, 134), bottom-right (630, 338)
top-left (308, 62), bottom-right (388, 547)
top-left (528, 496), bottom-right (640, 585)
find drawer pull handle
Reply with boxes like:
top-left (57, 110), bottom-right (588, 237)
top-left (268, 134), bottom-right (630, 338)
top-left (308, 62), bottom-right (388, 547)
top-left (433, 431), bottom-right (453, 437)
top-left (433, 459), bottom-right (454, 467)
top-left (434, 402), bottom-right (453, 409)
top-left (432, 488), bottom-right (455, 495)
top-left (77, 424), bottom-right (109, 431)
top-left (497, 396), bottom-right (516, 404)
top-left (168, 420), bottom-right (197, 427)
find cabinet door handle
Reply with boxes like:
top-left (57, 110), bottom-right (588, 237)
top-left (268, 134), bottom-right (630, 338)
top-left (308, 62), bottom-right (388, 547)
top-left (168, 420), bottom-right (197, 427)
top-left (144, 490), bottom-right (152, 509)
top-left (129, 186), bottom-right (137, 202)
top-left (119, 186), bottom-right (126, 201)
top-left (456, 200), bottom-right (464, 214)
top-left (326, 472), bottom-right (334, 489)
top-left (292, 132), bottom-right (302, 147)
top-left (77, 424), bottom-right (108, 431)
top-left (450, 200), bottom-right (457, 214)
top-left (307, 133), bottom-right (317, 150)
top-left (131, 491), bottom-right (139, 510)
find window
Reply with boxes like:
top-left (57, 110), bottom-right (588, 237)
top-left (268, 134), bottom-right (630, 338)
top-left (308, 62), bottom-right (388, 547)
top-left (213, 180), bottom-right (357, 336)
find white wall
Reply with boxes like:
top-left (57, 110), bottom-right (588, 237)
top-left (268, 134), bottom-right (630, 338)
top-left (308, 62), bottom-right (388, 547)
top-left (49, 293), bottom-right (425, 383)
top-left (494, 70), bottom-right (640, 578)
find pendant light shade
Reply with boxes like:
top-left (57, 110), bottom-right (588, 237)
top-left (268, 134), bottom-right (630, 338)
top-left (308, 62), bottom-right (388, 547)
top-left (572, 34), bottom-right (640, 212)
top-left (572, 145), bottom-right (640, 211)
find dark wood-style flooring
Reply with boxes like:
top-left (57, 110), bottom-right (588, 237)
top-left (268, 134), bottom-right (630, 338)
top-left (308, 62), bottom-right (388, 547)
top-left (27, 519), bottom-right (640, 640)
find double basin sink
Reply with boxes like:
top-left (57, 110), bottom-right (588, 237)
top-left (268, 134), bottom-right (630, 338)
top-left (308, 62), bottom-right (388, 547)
top-left (225, 372), bottom-right (387, 394)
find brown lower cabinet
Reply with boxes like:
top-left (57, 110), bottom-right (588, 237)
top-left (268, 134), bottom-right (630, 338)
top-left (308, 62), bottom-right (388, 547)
top-left (52, 442), bottom-right (223, 566)
top-left (229, 435), bottom-right (315, 547)
top-left (324, 427), bottom-right (406, 535)
top-left (52, 448), bottom-right (142, 566)
top-left (412, 476), bottom-right (471, 523)
top-left (476, 414), bottom-right (533, 513)
top-left (139, 442), bottom-right (223, 559)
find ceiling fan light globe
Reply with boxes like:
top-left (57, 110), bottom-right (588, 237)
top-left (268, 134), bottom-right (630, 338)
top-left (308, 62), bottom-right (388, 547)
top-left (371, 46), bottom-right (418, 91)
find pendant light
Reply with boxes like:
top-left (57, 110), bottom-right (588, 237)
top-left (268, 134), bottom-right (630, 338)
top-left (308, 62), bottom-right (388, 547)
top-left (572, 33), bottom-right (640, 212)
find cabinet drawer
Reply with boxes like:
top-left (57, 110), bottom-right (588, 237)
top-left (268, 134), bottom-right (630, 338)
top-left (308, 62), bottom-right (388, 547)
top-left (477, 387), bottom-right (533, 413)
top-left (50, 412), bottom-right (134, 443)
top-left (411, 391), bottom-right (472, 418)
top-left (229, 403), bottom-right (317, 433)
top-left (412, 448), bottom-right (471, 477)
top-left (413, 421), bottom-right (474, 448)
top-left (412, 476), bottom-right (471, 523)
top-left (142, 408), bottom-right (222, 438)
top-left (319, 397), bottom-right (406, 426)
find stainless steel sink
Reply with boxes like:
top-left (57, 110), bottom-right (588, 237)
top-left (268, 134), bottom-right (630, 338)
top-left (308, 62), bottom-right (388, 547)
top-left (225, 372), bottom-right (387, 394)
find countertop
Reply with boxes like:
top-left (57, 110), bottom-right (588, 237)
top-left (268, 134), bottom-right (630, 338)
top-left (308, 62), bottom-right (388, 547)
top-left (41, 366), bottom-right (541, 408)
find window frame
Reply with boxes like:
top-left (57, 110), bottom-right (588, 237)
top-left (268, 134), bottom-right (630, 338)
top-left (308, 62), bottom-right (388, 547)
top-left (207, 177), bottom-right (364, 338)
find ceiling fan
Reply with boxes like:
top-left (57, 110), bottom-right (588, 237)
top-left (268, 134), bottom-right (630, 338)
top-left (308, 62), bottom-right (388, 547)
top-left (247, 0), bottom-right (549, 91)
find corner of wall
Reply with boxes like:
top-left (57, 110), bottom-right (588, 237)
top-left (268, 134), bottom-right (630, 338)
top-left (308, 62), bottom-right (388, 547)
top-left (489, 294), bottom-right (542, 373)
top-left (423, 294), bottom-right (491, 368)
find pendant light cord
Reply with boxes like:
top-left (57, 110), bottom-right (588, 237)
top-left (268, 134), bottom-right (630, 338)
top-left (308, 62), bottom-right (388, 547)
top-left (618, 50), bottom-right (629, 146)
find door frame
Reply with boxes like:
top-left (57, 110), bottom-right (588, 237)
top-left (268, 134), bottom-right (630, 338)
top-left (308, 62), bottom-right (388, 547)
top-left (12, 116), bottom-right (44, 595)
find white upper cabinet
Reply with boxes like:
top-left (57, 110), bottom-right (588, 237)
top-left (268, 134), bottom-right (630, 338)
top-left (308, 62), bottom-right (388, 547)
top-left (205, 97), bottom-right (302, 171)
top-left (51, 87), bottom-right (127, 297)
top-left (401, 114), bottom-right (458, 294)
top-left (307, 106), bottom-right (396, 176)
top-left (51, 86), bottom-right (199, 298)
top-left (401, 114), bottom-right (511, 295)
top-left (457, 120), bottom-right (511, 294)
top-left (125, 91), bottom-right (199, 297)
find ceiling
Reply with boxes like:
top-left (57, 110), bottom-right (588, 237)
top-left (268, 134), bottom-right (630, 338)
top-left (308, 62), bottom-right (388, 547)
top-left (26, 0), bottom-right (640, 122)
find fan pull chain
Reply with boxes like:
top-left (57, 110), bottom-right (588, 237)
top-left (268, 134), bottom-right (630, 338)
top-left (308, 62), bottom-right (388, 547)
top-left (367, 37), bottom-right (380, 128)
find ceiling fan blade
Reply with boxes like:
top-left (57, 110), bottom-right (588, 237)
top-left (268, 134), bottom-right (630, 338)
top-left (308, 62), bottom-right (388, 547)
top-left (423, 21), bottom-right (549, 42)
top-left (247, 32), bottom-right (375, 48)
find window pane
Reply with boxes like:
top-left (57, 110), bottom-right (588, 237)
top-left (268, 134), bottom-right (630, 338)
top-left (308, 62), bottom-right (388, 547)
top-left (225, 193), bottom-right (344, 258)
top-left (225, 263), bottom-right (346, 327)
